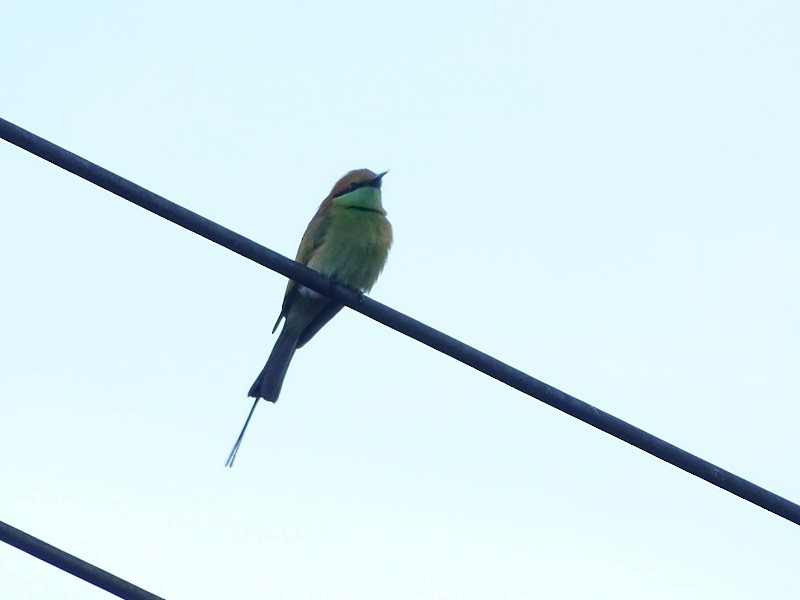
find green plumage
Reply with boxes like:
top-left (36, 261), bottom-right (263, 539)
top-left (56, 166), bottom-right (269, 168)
top-left (307, 199), bottom-right (392, 293)
top-left (226, 169), bottom-right (392, 466)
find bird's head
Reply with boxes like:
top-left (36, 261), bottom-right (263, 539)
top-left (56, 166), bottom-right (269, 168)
top-left (329, 169), bottom-right (388, 213)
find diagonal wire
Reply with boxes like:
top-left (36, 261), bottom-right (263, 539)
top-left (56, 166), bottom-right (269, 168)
top-left (0, 520), bottom-right (164, 600)
top-left (1, 116), bottom-right (799, 530)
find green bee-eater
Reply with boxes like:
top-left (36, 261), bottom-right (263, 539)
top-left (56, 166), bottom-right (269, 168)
top-left (225, 168), bottom-right (393, 466)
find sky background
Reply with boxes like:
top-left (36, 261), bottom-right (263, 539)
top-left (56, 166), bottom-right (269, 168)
top-left (1, 1), bottom-right (799, 598)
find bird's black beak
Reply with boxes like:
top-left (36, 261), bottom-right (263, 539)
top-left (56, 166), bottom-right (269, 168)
top-left (366, 170), bottom-right (388, 188)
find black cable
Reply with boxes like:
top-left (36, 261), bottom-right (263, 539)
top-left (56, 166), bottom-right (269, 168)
top-left (2, 116), bottom-right (798, 528)
top-left (0, 520), bottom-right (164, 600)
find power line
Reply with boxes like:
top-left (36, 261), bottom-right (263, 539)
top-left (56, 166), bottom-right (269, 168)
top-left (2, 116), bottom-right (799, 531)
top-left (0, 520), bottom-right (164, 600)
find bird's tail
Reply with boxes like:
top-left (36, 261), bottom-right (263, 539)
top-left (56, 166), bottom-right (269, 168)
top-left (225, 397), bottom-right (258, 467)
top-left (224, 329), bottom-right (299, 467)
top-left (248, 327), bottom-right (299, 403)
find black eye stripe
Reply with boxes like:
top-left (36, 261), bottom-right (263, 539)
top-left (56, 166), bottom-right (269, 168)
top-left (335, 181), bottom-right (365, 198)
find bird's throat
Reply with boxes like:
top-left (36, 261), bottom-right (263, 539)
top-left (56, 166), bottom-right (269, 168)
top-left (331, 186), bottom-right (384, 213)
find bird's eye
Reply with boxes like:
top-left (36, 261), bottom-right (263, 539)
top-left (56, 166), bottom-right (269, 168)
top-left (347, 182), bottom-right (359, 191)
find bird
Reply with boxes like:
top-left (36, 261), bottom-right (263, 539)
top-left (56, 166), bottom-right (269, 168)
top-left (225, 168), bottom-right (393, 466)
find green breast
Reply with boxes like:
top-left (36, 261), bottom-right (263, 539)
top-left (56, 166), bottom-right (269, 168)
top-left (309, 207), bottom-right (392, 292)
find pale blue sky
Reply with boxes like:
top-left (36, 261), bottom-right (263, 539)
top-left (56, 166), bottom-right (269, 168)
top-left (2, 1), bottom-right (799, 598)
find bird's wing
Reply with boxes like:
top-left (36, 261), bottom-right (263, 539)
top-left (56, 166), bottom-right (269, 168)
top-left (294, 204), bottom-right (331, 267)
top-left (295, 303), bottom-right (344, 348)
top-left (272, 203), bottom-right (333, 332)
